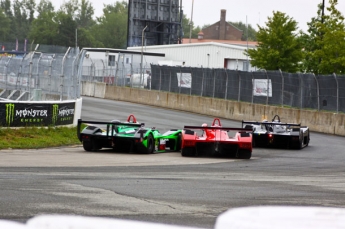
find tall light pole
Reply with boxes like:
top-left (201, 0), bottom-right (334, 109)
top-left (189, 0), bottom-right (194, 43)
top-left (140, 25), bottom-right (148, 87)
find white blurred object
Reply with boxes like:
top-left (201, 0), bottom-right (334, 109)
top-left (26, 215), bottom-right (201, 229)
top-left (215, 206), bottom-right (345, 229)
top-left (130, 73), bottom-right (149, 88)
top-left (0, 220), bottom-right (26, 229)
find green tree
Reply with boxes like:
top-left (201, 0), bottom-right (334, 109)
top-left (9, 0), bottom-right (35, 42)
top-left (54, 12), bottom-right (77, 47)
top-left (28, 10), bottom-right (57, 45)
top-left (36, 0), bottom-right (54, 14)
top-left (89, 1), bottom-right (127, 48)
top-left (313, 0), bottom-right (345, 74)
top-left (0, 0), bottom-right (15, 41)
top-left (75, 0), bottom-right (95, 28)
top-left (0, 8), bottom-right (11, 41)
top-left (59, 0), bottom-right (78, 18)
top-left (182, 13), bottom-right (191, 38)
top-left (77, 27), bottom-right (103, 48)
top-left (245, 11), bottom-right (303, 73)
top-left (299, 3), bottom-right (324, 74)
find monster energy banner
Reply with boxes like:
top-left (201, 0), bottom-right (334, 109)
top-left (0, 102), bottom-right (75, 127)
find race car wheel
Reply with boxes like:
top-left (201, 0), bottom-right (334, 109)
top-left (305, 132), bottom-right (310, 147)
top-left (145, 134), bottom-right (154, 154)
top-left (297, 131), bottom-right (304, 149)
top-left (238, 149), bottom-right (252, 159)
top-left (82, 140), bottom-right (93, 152)
top-left (181, 147), bottom-right (196, 157)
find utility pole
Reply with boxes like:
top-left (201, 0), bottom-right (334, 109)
top-left (140, 25), bottom-right (148, 87)
top-left (189, 0), bottom-right (194, 43)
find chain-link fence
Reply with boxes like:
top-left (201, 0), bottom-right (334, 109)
top-left (0, 47), bottom-right (79, 101)
top-left (149, 65), bottom-right (345, 113)
top-left (2, 48), bottom-right (344, 114)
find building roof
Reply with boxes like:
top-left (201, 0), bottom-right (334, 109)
top-left (181, 38), bottom-right (258, 48)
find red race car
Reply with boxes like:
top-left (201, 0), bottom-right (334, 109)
top-left (181, 118), bottom-right (253, 159)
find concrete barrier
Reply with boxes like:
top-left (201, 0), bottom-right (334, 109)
top-left (81, 83), bottom-right (344, 136)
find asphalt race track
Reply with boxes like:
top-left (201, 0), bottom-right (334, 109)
top-left (1, 96), bottom-right (345, 229)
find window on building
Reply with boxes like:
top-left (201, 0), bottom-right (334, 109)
top-left (108, 55), bottom-right (116, 66)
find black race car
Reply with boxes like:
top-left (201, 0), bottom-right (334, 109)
top-left (242, 115), bottom-right (310, 149)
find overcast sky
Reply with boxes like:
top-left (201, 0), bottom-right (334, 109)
top-left (51, 0), bottom-right (345, 32)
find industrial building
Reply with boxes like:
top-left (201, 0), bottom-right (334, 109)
top-left (128, 41), bottom-right (257, 71)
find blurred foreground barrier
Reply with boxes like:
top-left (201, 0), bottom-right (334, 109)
top-left (1, 206), bottom-right (345, 228)
top-left (215, 206), bottom-right (345, 229)
top-left (0, 220), bottom-right (27, 229)
top-left (26, 215), bottom-right (201, 229)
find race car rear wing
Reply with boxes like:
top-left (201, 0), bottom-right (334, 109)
top-left (77, 119), bottom-right (145, 141)
top-left (242, 121), bottom-right (301, 127)
top-left (183, 126), bottom-right (253, 132)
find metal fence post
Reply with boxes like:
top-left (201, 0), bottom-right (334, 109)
top-left (224, 68), bottom-right (228, 100)
top-left (16, 56), bottom-right (25, 90)
top-left (237, 70), bottom-right (241, 102)
top-left (115, 62), bottom-right (119, 86)
top-left (4, 56), bottom-right (12, 91)
top-left (264, 69), bottom-right (269, 105)
top-left (312, 73), bottom-right (320, 111)
top-left (36, 53), bottom-right (42, 89)
top-left (333, 73), bottom-right (339, 113)
top-left (179, 67), bottom-right (182, 94)
top-left (201, 67), bottom-right (204, 97)
top-left (212, 69), bottom-right (216, 98)
top-left (49, 58), bottom-right (54, 95)
top-left (28, 52), bottom-right (35, 101)
top-left (299, 73), bottom-right (303, 109)
top-left (60, 47), bottom-right (71, 101)
top-left (279, 69), bottom-right (284, 107)
top-left (122, 62), bottom-right (125, 86)
top-left (190, 67), bottom-right (192, 95)
top-left (251, 71), bottom-right (254, 104)
top-left (130, 63), bottom-right (133, 87)
top-left (169, 68), bottom-right (171, 92)
top-left (159, 68), bottom-right (163, 92)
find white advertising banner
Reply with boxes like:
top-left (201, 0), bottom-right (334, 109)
top-left (176, 73), bottom-right (192, 88)
top-left (252, 79), bottom-right (272, 97)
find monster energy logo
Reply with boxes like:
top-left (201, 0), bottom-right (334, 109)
top-left (6, 103), bottom-right (15, 126)
top-left (52, 104), bottom-right (59, 124)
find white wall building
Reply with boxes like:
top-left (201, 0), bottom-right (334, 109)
top-left (127, 42), bottom-right (257, 71)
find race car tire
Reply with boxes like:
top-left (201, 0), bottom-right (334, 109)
top-left (82, 140), bottom-right (93, 152)
top-left (238, 149), bottom-right (252, 159)
top-left (306, 132), bottom-right (310, 147)
top-left (145, 134), bottom-right (155, 154)
top-left (181, 147), bottom-right (196, 157)
top-left (175, 133), bottom-right (182, 151)
top-left (295, 131), bottom-right (303, 150)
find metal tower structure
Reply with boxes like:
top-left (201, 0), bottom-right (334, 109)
top-left (127, 0), bottom-right (183, 47)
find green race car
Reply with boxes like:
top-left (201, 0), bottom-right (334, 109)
top-left (77, 114), bottom-right (182, 153)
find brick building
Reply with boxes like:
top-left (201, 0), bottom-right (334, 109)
top-left (199, 9), bottom-right (243, 41)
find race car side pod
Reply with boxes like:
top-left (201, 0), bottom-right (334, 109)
top-left (77, 119), bottom-right (145, 141)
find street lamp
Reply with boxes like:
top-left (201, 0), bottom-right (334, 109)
top-left (140, 25), bottom-right (148, 87)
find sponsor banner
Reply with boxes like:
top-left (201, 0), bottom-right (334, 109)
top-left (176, 73), bottom-right (192, 88)
top-left (0, 102), bottom-right (75, 127)
top-left (252, 79), bottom-right (272, 97)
